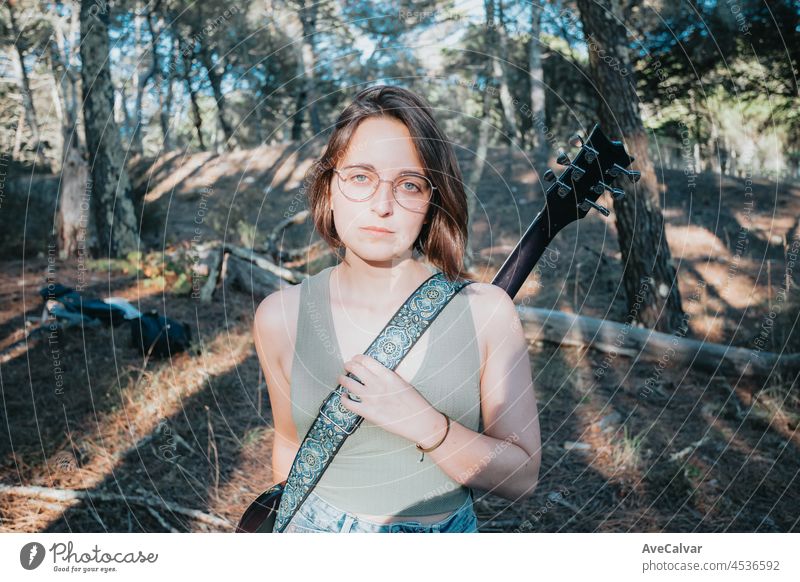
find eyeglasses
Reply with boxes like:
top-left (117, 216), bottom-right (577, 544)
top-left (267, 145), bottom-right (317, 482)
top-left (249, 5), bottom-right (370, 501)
top-left (332, 166), bottom-right (436, 212)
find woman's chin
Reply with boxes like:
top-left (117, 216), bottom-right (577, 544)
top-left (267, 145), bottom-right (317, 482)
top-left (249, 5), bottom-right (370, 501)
top-left (346, 246), bottom-right (404, 264)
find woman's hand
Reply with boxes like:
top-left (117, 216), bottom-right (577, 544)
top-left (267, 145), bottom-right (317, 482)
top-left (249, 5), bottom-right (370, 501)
top-left (337, 353), bottom-right (441, 445)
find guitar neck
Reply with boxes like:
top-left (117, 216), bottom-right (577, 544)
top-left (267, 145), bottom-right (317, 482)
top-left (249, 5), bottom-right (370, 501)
top-left (486, 124), bottom-right (636, 300)
top-left (489, 204), bottom-right (563, 300)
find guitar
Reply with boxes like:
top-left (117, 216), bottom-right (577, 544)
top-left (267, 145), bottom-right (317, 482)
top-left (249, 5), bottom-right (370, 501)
top-left (490, 124), bottom-right (638, 296)
top-left (236, 124), bottom-right (638, 532)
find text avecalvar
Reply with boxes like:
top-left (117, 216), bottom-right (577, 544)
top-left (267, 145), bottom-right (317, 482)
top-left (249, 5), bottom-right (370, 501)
top-left (642, 544), bottom-right (702, 554)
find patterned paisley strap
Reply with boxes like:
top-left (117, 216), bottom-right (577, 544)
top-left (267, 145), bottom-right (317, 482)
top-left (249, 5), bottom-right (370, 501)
top-left (273, 271), bottom-right (473, 532)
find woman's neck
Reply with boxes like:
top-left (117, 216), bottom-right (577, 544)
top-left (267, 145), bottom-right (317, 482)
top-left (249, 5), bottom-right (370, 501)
top-left (331, 253), bottom-right (434, 313)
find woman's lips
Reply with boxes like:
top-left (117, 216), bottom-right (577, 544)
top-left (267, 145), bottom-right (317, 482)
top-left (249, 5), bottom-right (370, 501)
top-left (360, 226), bottom-right (394, 235)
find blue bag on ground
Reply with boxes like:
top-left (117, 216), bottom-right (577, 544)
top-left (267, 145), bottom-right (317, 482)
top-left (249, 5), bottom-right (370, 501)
top-left (129, 311), bottom-right (191, 358)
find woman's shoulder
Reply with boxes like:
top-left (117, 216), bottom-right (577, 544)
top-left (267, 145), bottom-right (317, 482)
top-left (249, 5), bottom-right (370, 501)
top-left (254, 281), bottom-right (304, 376)
top-left (460, 281), bottom-right (522, 345)
top-left (255, 281), bottom-right (303, 327)
top-left (255, 265), bottom-right (332, 325)
top-left (461, 281), bottom-right (515, 311)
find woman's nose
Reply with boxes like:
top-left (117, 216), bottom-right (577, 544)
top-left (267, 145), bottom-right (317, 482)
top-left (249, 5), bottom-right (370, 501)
top-left (370, 180), bottom-right (395, 215)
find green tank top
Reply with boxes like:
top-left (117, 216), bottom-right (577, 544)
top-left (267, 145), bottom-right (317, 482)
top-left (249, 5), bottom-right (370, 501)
top-left (290, 264), bottom-right (482, 516)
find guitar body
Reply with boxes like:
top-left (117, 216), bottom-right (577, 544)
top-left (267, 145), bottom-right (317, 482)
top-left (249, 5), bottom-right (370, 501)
top-left (236, 124), bottom-right (637, 532)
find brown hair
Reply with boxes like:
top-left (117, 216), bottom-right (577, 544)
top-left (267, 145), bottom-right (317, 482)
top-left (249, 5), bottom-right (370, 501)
top-left (305, 85), bottom-right (470, 281)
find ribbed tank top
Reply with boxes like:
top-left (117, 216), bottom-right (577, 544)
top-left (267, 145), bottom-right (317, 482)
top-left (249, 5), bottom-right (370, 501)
top-left (289, 264), bottom-right (482, 516)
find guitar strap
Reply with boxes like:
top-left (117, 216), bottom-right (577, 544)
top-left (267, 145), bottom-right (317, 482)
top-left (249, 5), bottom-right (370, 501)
top-left (273, 270), bottom-right (473, 532)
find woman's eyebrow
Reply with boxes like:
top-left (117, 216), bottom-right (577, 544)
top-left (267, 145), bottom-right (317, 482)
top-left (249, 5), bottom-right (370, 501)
top-left (344, 162), bottom-right (425, 174)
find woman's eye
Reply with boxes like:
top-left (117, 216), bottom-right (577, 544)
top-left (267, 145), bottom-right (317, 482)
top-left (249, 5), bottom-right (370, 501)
top-left (352, 174), bottom-right (369, 183)
top-left (399, 181), bottom-right (422, 193)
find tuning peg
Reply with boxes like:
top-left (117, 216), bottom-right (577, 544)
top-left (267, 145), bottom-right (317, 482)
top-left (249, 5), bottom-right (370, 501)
top-left (556, 151), bottom-right (570, 166)
top-left (543, 168), bottom-right (556, 182)
top-left (582, 145), bottom-right (599, 164)
top-left (606, 163), bottom-right (641, 182)
top-left (578, 199), bottom-right (610, 217)
top-left (568, 133), bottom-right (584, 148)
top-left (569, 164), bottom-right (586, 181)
top-left (591, 181), bottom-right (625, 199)
top-left (555, 180), bottom-right (572, 198)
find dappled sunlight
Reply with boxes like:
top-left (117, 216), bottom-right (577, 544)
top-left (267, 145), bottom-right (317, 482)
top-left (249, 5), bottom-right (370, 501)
top-left (143, 151), bottom-right (218, 202)
top-left (667, 225), bottom-right (731, 261)
top-left (747, 214), bottom-right (797, 246)
top-left (688, 314), bottom-right (729, 344)
top-left (693, 262), bottom-right (759, 310)
top-left (562, 355), bottom-right (649, 491)
top-left (34, 326), bottom-right (254, 496)
top-left (267, 151), bottom-right (303, 190)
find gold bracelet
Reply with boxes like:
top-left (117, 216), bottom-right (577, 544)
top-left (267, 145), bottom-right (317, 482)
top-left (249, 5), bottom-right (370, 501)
top-left (416, 412), bottom-right (450, 462)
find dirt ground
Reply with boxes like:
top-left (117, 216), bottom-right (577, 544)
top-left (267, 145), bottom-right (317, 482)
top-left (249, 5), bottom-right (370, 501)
top-left (1, 143), bottom-right (798, 532)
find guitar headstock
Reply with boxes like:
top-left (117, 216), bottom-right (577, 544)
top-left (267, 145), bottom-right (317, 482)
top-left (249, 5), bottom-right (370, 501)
top-left (541, 125), bottom-right (639, 230)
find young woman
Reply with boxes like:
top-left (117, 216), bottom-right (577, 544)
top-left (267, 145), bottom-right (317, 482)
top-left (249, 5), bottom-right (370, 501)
top-left (253, 85), bottom-right (541, 533)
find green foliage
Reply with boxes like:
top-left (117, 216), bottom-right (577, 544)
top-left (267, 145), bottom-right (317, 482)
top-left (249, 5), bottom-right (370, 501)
top-left (2, 0), bottom-right (797, 174)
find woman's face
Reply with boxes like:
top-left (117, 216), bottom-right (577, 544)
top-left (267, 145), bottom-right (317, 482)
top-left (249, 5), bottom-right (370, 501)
top-left (329, 116), bottom-right (432, 264)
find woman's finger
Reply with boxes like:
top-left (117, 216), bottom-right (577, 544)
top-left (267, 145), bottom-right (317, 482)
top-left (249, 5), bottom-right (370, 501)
top-left (343, 359), bottom-right (372, 385)
top-left (352, 354), bottom-right (387, 377)
top-left (339, 373), bottom-right (364, 394)
top-left (339, 389), bottom-right (362, 407)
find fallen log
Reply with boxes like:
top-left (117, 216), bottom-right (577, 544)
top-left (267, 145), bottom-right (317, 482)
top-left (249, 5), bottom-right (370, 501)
top-left (281, 239), bottom-right (330, 263)
top-left (197, 247), bottom-right (223, 302)
top-left (223, 253), bottom-right (293, 298)
top-left (0, 484), bottom-right (232, 530)
top-left (194, 242), bottom-right (307, 301)
top-left (223, 243), bottom-right (304, 284)
top-left (517, 306), bottom-right (800, 379)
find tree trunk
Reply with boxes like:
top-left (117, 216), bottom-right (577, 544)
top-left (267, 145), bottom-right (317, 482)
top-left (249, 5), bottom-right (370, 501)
top-left (465, 83), bottom-right (492, 274)
top-left (49, 20), bottom-right (81, 151)
top-left (528, 2), bottom-right (548, 170)
top-left (301, 5), bottom-right (321, 135)
top-left (160, 36), bottom-right (178, 151)
top-left (491, 0), bottom-right (520, 148)
top-left (129, 8), bottom-right (157, 156)
top-left (7, 2), bottom-right (42, 149)
top-left (57, 136), bottom-right (90, 258)
top-left (180, 50), bottom-right (206, 150)
top-left (198, 49), bottom-right (236, 151)
top-left (79, 0), bottom-right (141, 258)
top-left (118, 82), bottom-right (133, 141)
top-left (50, 26), bottom-right (90, 259)
top-left (291, 81), bottom-right (307, 141)
top-left (576, 0), bottom-right (685, 333)
top-left (13, 103), bottom-right (26, 158)
top-left (464, 0), bottom-right (497, 273)
top-left (291, 0), bottom-right (321, 141)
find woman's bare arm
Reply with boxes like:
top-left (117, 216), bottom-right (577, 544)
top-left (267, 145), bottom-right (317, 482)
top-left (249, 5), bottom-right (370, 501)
top-left (253, 287), bottom-right (301, 484)
top-left (413, 283), bottom-right (542, 501)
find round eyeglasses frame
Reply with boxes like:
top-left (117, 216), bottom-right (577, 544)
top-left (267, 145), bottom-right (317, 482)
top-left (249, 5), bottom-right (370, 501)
top-left (332, 166), bottom-right (436, 212)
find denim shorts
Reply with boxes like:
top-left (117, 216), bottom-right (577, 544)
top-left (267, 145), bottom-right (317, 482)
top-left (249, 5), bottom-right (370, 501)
top-left (283, 489), bottom-right (479, 533)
